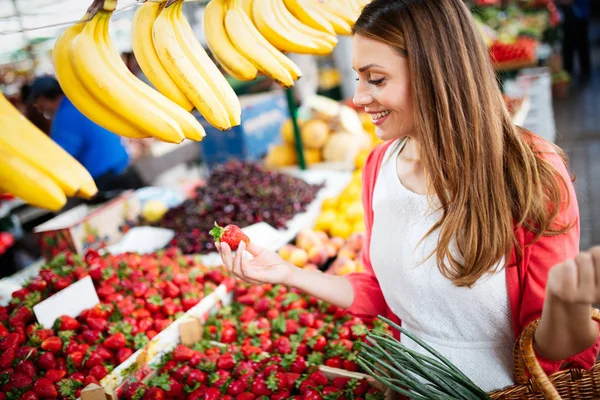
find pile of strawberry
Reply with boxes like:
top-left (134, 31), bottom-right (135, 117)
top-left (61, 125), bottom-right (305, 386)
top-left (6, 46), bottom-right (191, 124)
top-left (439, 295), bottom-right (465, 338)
top-left (0, 249), bottom-right (233, 400)
top-left (119, 342), bottom-right (385, 400)
top-left (202, 284), bottom-right (389, 374)
top-left (490, 37), bottom-right (537, 64)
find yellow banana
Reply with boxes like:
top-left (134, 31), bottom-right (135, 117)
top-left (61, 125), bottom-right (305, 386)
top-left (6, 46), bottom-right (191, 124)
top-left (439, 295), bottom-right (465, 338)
top-left (275, 0), bottom-right (338, 49)
top-left (204, 0), bottom-right (258, 82)
top-left (70, 12), bottom-right (185, 143)
top-left (252, 0), bottom-right (321, 54)
top-left (240, 0), bottom-right (254, 22)
top-left (153, 2), bottom-right (232, 131)
top-left (225, 0), bottom-right (295, 87)
top-left (172, 0), bottom-right (241, 127)
top-left (131, 1), bottom-right (194, 112)
top-left (312, 1), bottom-right (353, 34)
top-left (283, 0), bottom-right (335, 35)
top-left (0, 146), bottom-right (67, 211)
top-left (99, 12), bottom-right (205, 142)
top-left (0, 93), bottom-right (97, 198)
top-left (320, 0), bottom-right (356, 25)
top-left (54, 17), bottom-right (148, 140)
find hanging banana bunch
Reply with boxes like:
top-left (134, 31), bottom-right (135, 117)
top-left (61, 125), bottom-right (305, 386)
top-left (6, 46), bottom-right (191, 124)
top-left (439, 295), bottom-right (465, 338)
top-left (54, 0), bottom-right (208, 141)
top-left (0, 93), bottom-right (98, 210)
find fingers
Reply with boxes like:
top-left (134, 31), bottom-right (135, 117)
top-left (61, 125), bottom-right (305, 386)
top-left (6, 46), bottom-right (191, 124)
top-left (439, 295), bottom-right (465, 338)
top-left (576, 251), bottom-right (595, 302)
top-left (220, 242), bottom-right (234, 273)
top-left (246, 242), bottom-right (265, 257)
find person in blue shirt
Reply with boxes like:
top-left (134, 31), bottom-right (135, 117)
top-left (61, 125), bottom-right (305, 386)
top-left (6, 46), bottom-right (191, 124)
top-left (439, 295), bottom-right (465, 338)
top-left (558, 0), bottom-right (592, 82)
top-left (26, 76), bottom-right (143, 193)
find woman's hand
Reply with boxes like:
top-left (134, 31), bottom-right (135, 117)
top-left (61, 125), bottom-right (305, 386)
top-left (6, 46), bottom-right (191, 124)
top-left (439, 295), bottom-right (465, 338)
top-left (217, 241), bottom-right (292, 286)
top-left (535, 247), bottom-right (600, 361)
top-left (546, 247), bottom-right (600, 305)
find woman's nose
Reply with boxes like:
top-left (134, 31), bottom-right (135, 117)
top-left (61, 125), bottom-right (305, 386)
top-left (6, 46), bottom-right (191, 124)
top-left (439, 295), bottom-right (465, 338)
top-left (353, 87), bottom-right (372, 108)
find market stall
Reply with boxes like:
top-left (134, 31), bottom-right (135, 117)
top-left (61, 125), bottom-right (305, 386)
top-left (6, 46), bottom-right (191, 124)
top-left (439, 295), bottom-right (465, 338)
top-left (1, 0), bottom-right (588, 399)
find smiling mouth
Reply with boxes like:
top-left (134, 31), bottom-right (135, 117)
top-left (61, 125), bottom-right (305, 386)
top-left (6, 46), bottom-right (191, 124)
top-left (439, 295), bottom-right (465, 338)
top-left (370, 110), bottom-right (391, 123)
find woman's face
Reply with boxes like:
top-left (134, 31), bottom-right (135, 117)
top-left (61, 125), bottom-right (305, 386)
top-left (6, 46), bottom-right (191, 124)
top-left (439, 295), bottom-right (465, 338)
top-left (352, 34), bottom-right (414, 141)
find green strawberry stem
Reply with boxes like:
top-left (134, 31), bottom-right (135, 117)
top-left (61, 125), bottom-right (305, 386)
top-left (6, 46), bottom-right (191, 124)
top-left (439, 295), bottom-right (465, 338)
top-left (209, 222), bottom-right (224, 242)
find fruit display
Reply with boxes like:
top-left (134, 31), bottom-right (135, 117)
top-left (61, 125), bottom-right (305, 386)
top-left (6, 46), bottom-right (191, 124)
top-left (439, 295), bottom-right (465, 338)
top-left (202, 283), bottom-right (389, 374)
top-left (152, 160), bottom-right (324, 254)
top-left (489, 37), bottom-right (537, 68)
top-left (118, 341), bottom-right (386, 400)
top-left (210, 223), bottom-right (250, 251)
top-left (0, 249), bottom-right (230, 399)
top-left (265, 97), bottom-right (374, 169)
top-left (0, 93), bottom-right (97, 211)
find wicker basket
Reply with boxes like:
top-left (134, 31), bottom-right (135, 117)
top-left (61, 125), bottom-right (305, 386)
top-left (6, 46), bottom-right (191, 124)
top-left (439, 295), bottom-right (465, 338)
top-left (488, 309), bottom-right (600, 399)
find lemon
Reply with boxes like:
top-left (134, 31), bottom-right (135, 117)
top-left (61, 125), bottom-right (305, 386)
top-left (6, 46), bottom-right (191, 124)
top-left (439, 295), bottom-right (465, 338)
top-left (353, 220), bottom-right (365, 233)
top-left (355, 148), bottom-right (370, 170)
top-left (142, 200), bottom-right (168, 223)
top-left (330, 219), bottom-right (352, 240)
top-left (314, 210), bottom-right (337, 232)
top-left (321, 197), bottom-right (338, 211)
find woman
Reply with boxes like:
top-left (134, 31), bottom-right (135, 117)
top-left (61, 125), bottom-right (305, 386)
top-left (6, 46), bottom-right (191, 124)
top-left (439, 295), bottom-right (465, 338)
top-left (217, 0), bottom-right (600, 392)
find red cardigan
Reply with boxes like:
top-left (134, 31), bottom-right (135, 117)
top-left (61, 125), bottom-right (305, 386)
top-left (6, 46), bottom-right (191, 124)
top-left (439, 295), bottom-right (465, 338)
top-left (346, 137), bottom-right (600, 377)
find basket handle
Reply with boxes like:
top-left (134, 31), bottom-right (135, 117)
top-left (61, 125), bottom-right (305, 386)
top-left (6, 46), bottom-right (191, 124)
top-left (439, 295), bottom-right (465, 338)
top-left (512, 308), bottom-right (600, 399)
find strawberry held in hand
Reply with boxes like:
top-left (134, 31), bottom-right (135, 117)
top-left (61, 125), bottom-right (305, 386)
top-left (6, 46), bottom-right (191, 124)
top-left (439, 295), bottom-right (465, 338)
top-left (210, 222), bottom-right (249, 251)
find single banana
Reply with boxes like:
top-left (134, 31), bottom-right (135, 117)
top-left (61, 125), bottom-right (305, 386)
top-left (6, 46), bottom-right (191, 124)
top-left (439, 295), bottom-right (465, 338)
top-left (275, 0), bottom-right (338, 49)
top-left (0, 146), bottom-right (67, 211)
top-left (0, 93), bottom-right (97, 198)
top-left (283, 0), bottom-right (335, 35)
top-left (172, 0), bottom-right (241, 127)
top-left (320, 0), bottom-right (356, 25)
top-left (240, 0), bottom-right (254, 23)
top-left (230, 0), bottom-right (303, 81)
top-left (252, 0), bottom-right (321, 54)
top-left (54, 16), bottom-right (148, 140)
top-left (225, 0), bottom-right (295, 87)
top-left (99, 12), bottom-right (205, 142)
top-left (204, 0), bottom-right (258, 82)
top-left (131, 1), bottom-right (194, 112)
top-left (153, 2), bottom-right (232, 131)
top-left (70, 12), bottom-right (185, 143)
top-left (312, 1), bottom-right (353, 34)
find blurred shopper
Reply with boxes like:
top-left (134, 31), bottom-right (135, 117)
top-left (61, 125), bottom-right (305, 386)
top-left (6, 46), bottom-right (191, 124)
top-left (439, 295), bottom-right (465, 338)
top-left (559, 0), bottom-right (592, 81)
top-left (26, 76), bottom-right (143, 193)
top-left (19, 83), bottom-right (52, 135)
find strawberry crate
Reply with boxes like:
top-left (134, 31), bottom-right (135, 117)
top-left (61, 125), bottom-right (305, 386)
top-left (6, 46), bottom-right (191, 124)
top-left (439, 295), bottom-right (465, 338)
top-left (84, 283), bottom-right (234, 399)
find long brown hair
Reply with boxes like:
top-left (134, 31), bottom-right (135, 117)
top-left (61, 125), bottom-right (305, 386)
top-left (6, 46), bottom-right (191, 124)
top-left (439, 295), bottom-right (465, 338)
top-left (354, 0), bottom-right (573, 287)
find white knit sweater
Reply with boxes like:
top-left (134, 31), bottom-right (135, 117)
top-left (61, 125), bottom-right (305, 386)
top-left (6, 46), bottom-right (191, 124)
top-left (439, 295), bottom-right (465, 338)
top-left (369, 143), bottom-right (515, 392)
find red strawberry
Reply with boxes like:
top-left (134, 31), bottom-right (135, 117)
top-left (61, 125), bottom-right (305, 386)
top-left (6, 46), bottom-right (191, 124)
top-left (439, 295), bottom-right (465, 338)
top-left (353, 379), bottom-right (370, 396)
top-left (0, 333), bottom-right (19, 351)
top-left (299, 312), bottom-right (315, 328)
top-left (304, 389), bottom-right (323, 400)
top-left (227, 380), bottom-right (248, 396)
top-left (343, 359), bottom-right (359, 372)
top-left (0, 348), bottom-right (15, 369)
top-left (210, 223), bottom-right (250, 251)
top-left (89, 365), bottom-right (108, 381)
top-left (84, 351), bottom-right (103, 368)
top-left (16, 360), bottom-right (35, 379)
top-left (172, 344), bottom-right (195, 362)
top-left (37, 352), bottom-right (56, 370)
top-left (299, 379), bottom-right (316, 393)
top-left (28, 278), bottom-right (47, 292)
top-left (121, 382), bottom-right (146, 400)
top-left (186, 370), bottom-right (206, 386)
top-left (84, 376), bottom-right (100, 387)
top-left (0, 324), bottom-right (8, 339)
top-left (95, 345), bottom-right (113, 360)
top-left (284, 373), bottom-right (300, 391)
top-left (203, 388), bottom-right (221, 400)
top-left (68, 352), bottom-right (84, 369)
top-left (18, 392), bottom-right (38, 400)
top-left (221, 327), bottom-right (237, 344)
top-left (44, 369), bottom-right (66, 383)
top-left (53, 276), bottom-right (73, 291)
top-left (290, 356), bottom-right (307, 374)
top-left (312, 336), bottom-right (327, 352)
top-left (322, 386), bottom-right (340, 396)
top-left (143, 387), bottom-right (165, 400)
top-left (296, 343), bottom-right (309, 357)
top-left (104, 332), bottom-right (126, 350)
top-left (10, 371), bottom-right (32, 389)
top-left (15, 346), bottom-right (37, 361)
top-left (32, 378), bottom-right (57, 399)
top-left (165, 379), bottom-right (183, 398)
top-left (82, 329), bottom-right (102, 344)
top-left (274, 337), bottom-right (292, 355)
top-left (40, 337), bottom-right (62, 354)
top-left (53, 315), bottom-right (80, 331)
top-left (271, 391), bottom-right (291, 400)
top-left (86, 317), bottom-right (107, 332)
top-left (325, 357), bottom-right (342, 369)
top-left (309, 371), bottom-right (328, 386)
top-left (251, 377), bottom-right (272, 396)
top-left (235, 394), bottom-right (255, 400)
top-left (117, 347), bottom-right (134, 364)
top-left (217, 353), bottom-right (236, 370)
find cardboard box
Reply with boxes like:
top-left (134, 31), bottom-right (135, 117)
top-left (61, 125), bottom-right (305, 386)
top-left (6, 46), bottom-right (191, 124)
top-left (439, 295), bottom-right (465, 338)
top-left (198, 89), bottom-right (290, 167)
top-left (33, 191), bottom-right (141, 261)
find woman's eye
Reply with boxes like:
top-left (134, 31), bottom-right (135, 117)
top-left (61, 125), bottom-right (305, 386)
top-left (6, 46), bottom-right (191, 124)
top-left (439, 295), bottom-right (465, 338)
top-left (368, 78), bottom-right (385, 86)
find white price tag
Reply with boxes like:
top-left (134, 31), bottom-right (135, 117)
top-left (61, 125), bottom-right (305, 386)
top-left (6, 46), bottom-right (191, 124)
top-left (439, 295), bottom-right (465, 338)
top-left (33, 276), bottom-right (100, 329)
